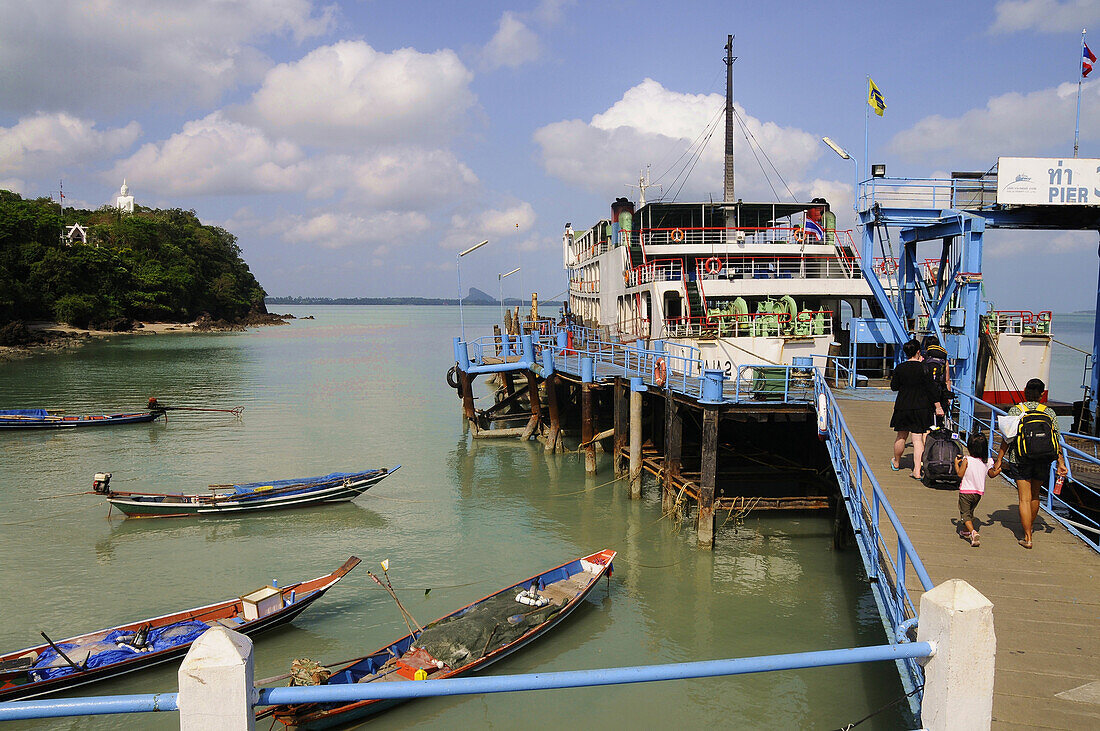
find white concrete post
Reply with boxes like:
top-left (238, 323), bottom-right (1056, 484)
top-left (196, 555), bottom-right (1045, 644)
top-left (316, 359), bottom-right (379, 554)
top-left (916, 579), bottom-right (995, 731)
top-left (178, 627), bottom-right (256, 731)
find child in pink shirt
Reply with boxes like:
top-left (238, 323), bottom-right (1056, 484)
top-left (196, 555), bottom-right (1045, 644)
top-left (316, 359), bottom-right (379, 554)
top-left (954, 432), bottom-right (995, 547)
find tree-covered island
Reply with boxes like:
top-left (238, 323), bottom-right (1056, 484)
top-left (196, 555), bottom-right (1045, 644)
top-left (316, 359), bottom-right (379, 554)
top-left (0, 190), bottom-right (271, 342)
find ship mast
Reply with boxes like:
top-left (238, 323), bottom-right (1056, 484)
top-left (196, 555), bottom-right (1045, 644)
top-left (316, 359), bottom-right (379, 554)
top-left (723, 35), bottom-right (737, 225)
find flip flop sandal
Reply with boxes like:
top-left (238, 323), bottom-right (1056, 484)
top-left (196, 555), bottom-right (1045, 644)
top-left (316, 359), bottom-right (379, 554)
top-left (890, 461), bottom-right (900, 471)
top-left (1018, 538), bottom-right (1032, 549)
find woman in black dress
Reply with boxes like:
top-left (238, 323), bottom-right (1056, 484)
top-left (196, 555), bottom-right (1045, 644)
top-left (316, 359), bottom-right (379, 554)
top-left (890, 339), bottom-right (940, 479)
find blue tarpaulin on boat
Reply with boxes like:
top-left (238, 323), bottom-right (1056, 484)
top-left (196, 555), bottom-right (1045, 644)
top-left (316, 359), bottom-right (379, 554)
top-left (0, 409), bottom-right (48, 417)
top-left (232, 470), bottom-right (371, 494)
top-left (30, 620), bottom-right (211, 681)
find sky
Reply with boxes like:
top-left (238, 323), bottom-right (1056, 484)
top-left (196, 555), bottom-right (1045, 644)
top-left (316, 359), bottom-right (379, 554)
top-left (2, 0), bottom-right (1100, 312)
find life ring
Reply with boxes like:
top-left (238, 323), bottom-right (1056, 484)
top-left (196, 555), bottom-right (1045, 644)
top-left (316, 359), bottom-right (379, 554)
top-left (705, 257), bottom-right (722, 275)
top-left (653, 357), bottom-right (667, 387)
top-left (793, 227), bottom-right (805, 244)
top-left (876, 259), bottom-right (898, 276)
top-left (671, 228), bottom-right (685, 242)
top-left (624, 271), bottom-right (631, 286)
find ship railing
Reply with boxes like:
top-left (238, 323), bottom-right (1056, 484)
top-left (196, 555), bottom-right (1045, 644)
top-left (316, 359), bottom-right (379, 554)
top-left (662, 311), bottom-right (832, 339)
top-left (987, 310), bottom-right (1053, 335)
top-left (857, 176), bottom-right (998, 212)
top-left (814, 368), bottom-right (936, 692)
top-left (628, 258), bottom-right (684, 286)
top-left (573, 238), bottom-right (613, 263)
top-left (569, 280), bottom-right (600, 293)
top-left (693, 254), bottom-right (858, 281)
top-left (636, 226), bottom-right (855, 249)
top-left (952, 389), bottom-right (1100, 553)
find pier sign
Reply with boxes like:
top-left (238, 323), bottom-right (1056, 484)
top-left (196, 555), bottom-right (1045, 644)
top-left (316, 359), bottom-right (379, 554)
top-left (997, 156), bottom-right (1100, 205)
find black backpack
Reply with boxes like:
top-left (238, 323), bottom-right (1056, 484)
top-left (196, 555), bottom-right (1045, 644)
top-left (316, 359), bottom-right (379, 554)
top-left (922, 427), bottom-right (963, 488)
top-left (924, 344), bottom-right (949, 398)
top-left (1015, 403), bottom-right (1059, 460)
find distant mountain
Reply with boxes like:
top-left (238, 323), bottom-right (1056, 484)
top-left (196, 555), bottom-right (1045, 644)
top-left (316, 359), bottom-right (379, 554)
top-left (465, 287), bottom-right (495, 304)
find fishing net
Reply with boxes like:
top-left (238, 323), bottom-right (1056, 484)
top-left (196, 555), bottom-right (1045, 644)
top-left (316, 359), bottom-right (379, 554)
top-left (289, 658), bottom-right (332, 686)
top-left (415, 591), bottom-right (561, 669)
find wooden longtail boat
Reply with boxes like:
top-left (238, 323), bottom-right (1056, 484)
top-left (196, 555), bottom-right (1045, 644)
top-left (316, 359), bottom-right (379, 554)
top-left (97, 466), bottom-right (400, 518)
top-left (262, 549), bottom-right (616, 730)
top-left (0, 557), bottom-right (361, 702)
top-left (0, 408), bottom-right (162, 429)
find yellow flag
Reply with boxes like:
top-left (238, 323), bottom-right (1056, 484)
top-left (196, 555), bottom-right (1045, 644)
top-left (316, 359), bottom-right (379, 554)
top-left (868, 78), bottom-right (886, 116)
top-left (381, 559), bottom-right (389, 572)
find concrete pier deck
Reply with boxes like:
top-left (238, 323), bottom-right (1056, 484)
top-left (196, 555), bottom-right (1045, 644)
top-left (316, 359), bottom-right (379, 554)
top-left (836, 394), bottom-right (1100, 730)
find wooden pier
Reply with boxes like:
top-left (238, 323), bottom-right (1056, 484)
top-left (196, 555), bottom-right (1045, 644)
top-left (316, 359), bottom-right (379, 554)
top-left (836, 395), bottom-right (1100, 730)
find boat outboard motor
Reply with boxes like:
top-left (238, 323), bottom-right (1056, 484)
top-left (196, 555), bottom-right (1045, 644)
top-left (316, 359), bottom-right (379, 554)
top-left (92, 472), bottom-right (112, 494)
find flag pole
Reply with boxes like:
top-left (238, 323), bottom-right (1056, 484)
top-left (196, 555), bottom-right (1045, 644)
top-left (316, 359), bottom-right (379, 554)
top-left (1075, 28), bottom-right (1085, 158)
top-left (864, 76), bottom-right (870, 180)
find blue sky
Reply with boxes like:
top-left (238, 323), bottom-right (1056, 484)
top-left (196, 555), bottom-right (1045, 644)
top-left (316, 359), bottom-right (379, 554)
top-left (2, 0), bottom-right (1099, 311)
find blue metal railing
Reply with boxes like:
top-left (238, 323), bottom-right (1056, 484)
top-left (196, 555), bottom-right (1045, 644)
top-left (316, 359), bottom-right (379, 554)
top-left (952, 389), bottom-right (1100, 553)
top-left (456, 325), bottom-right (816, 406)
top-left (813, 369), bottom-right (935, 703)
top-left (0, 642), bottom-right (933, 722)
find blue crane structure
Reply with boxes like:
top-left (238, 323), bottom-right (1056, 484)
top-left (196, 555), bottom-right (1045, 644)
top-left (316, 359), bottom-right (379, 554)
top-left (851, 164), bottom-right (1100, 433)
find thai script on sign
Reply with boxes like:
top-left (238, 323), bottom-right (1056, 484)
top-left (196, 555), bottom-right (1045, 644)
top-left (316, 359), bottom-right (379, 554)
top-left (997, 156), bottom-right (1100, 206)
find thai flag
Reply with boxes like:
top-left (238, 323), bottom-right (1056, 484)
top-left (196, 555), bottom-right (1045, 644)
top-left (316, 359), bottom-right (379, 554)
top-left (805, 218), bottom-right (825, 240)
top-left (1085, 43), bottom-right (1096, 78)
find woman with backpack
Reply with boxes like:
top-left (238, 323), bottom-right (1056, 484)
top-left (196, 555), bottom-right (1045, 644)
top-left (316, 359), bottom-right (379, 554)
top-left (991, 378), bottom-right (1068, 549)
top-left (890, 339), bottom-right (943, 479)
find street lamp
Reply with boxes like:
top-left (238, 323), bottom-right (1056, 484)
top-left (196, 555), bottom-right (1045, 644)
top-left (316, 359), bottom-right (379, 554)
top-left (822, 136), bottom-right (860, 214)
top-left (457, 239), bottom-right (489, 341)
top-left (498, 266), bottom-right (520, 325)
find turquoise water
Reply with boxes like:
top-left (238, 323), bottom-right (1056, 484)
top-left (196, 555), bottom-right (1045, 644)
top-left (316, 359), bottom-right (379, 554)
top-left (0, 306), bottom-right (910, 729)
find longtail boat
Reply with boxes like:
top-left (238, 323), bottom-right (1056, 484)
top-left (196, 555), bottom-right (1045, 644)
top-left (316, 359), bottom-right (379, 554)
top-left (261, 549), bottom-right (616, 730)
top-left (96, 466), bottom-right (400, 518)
top-left (0, 408), bottom-right (162, 429)
top-left (0, 557), bottom-right (361, 702)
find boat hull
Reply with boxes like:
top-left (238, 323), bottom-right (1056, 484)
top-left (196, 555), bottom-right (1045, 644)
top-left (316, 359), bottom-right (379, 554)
top-left (268, 549), bottom-right (616, 730)
top-left (0, 558), bottom-right (360, 702)
top-left (106, 468), bottom-right (398, 518)
top-left (0, 411), bottom-right (160, 429)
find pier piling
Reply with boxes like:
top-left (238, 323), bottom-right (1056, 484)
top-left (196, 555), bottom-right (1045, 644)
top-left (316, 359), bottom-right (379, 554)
top-left (545, 374), bottom-right (561, 453)
top-left (581, 357), bottom-right (596, 473)
top-left (613, 378), bottom-right (627, 477)
top-left (698, 404), bottom-right (718, 548)
top-left (662, 390), bottom-right (682, 513)
top-left (629, 377), bottom-right (644, 499)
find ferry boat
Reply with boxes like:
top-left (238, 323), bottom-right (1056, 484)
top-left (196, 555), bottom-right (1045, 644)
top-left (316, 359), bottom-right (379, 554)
top-left (561, 39), bottom-right (1052, 406)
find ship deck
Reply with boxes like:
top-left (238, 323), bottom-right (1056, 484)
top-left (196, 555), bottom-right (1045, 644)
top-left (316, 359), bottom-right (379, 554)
top-left (835, 392), bottom-right (1100, 729)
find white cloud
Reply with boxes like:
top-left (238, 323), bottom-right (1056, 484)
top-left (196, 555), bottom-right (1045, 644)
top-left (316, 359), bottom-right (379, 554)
top-left (110, 113), bottom-right (308, 196)
top-left (441, 201), bottom-right (536, 252)
top-left (889, 82), bottom-right (1100, 166)
top-left (281, 211), bottom-right (431, 249)
top-left (481, 12), bottom-right (541, 70)
top-left (0, 0), bottom-right (333, 113)
top-left (342, 148), bottom-right (479, 209)
top-left (111, 112), bottom-right (481, 210)
top-left (534, 79), bottom-right (821, 201)
top-left (985, 229), bottom-right (1097, 257)
top-left (989, 0), bottom-right (1100, 33)
top-left (246, 41), bottom-right (476, 148)
top-left (0, 178), bottom-right (28, 195)
top-left (0, 113), bottom-right (140, 176)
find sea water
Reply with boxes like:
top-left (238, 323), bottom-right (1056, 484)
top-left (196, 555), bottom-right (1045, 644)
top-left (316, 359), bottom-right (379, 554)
top-left (12, 305), bottom-right (1089, 728)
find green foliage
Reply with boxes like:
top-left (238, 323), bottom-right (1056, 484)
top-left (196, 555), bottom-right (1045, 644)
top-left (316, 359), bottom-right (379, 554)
top-left (0, 192), bottom-right (266, 326)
